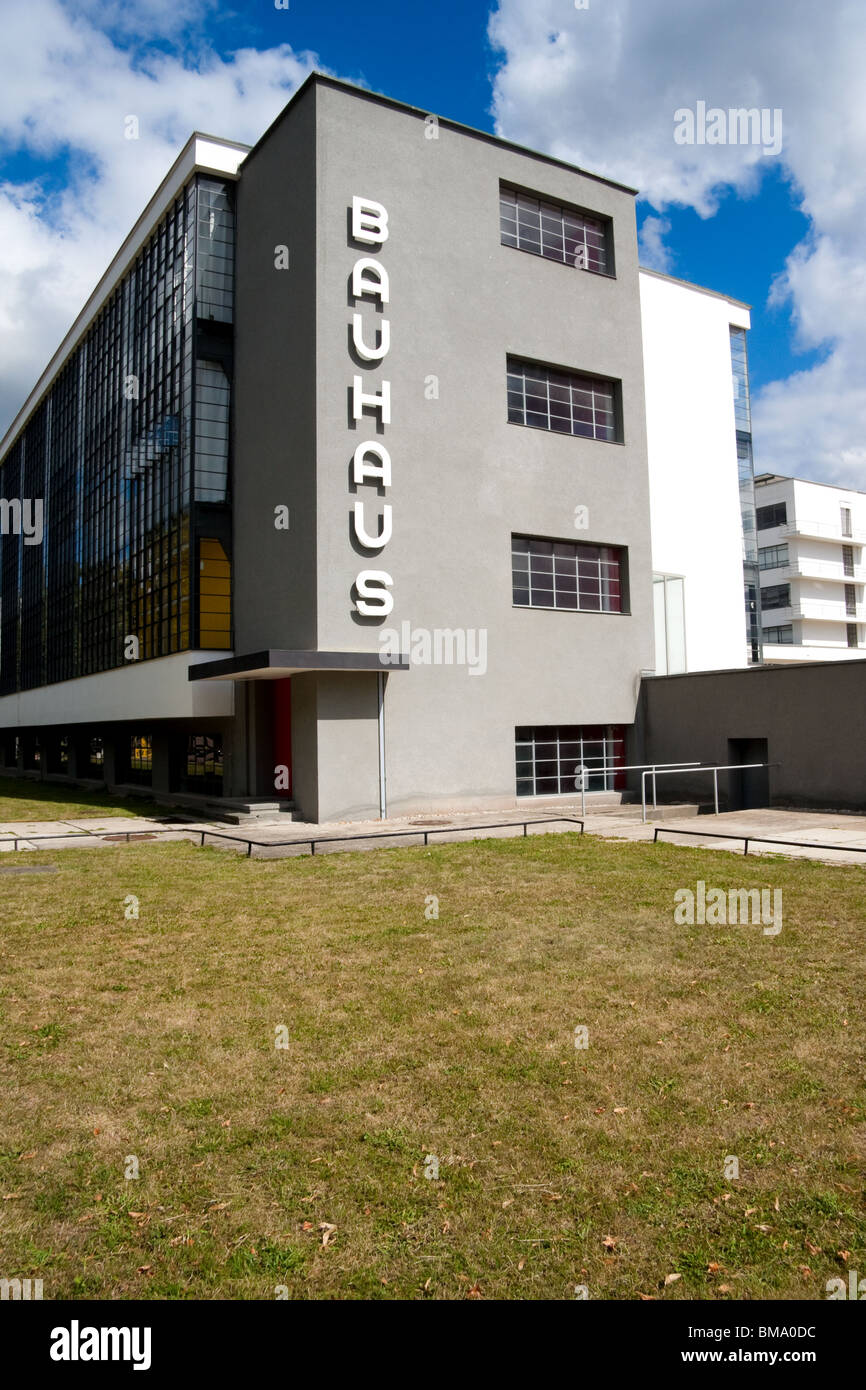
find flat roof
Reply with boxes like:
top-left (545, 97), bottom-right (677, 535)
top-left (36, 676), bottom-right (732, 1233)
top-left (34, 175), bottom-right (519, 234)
top-left (755, 472), bottom-right (866, 496)
top-left (638, 265), bottom-right (751, 311)
top-left (242, 71), bottom-right (640, 197)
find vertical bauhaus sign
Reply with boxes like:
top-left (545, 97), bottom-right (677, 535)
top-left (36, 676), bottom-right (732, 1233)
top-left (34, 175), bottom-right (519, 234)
top-left (349, 196), bottom-right (394, 616)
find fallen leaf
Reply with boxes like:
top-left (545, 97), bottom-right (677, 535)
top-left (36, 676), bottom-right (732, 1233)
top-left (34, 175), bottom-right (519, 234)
top-left (517, 1258), bottom-right (526, 1271)
top-left (664, 1272), bottom-right (682, 1286)
top-left (466, 1282), bottom-right (483, 1299)
top-left (838, 1249), bottom-right (851, 1263)
top-left (320, 1222), bottom-right (337, 1248)
top-left (638, 1292), bottom-right (656, 1301)
top-left (613, 1107), bottom-right (627, 1115)
top-left (718, 1284), bottom-right (732, 1294)
top-left (602, 1236), bottom-right (617, 1251)
top-left (805, 1241), bottom-right (822, 1256)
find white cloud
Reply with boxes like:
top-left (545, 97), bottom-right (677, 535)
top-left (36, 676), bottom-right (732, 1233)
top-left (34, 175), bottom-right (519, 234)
top-left (0, 0), bottom-right (332, 435)
top-left (488, 0), bottom-right (866, 488)
top-left (637, 215), bottom-right (673, 274)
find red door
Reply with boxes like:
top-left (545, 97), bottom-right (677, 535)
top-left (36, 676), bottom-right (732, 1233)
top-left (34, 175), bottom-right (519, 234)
top-left (272, 678), bottom-right (293, 798)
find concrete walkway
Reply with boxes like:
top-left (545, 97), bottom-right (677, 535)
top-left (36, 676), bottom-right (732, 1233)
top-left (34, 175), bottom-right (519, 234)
top-left (2, 804), bottom-right (866, 867)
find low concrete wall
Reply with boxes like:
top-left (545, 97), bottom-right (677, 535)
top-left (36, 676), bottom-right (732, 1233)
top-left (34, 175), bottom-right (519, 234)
top-left (639, 659), bottom-right (866, 812)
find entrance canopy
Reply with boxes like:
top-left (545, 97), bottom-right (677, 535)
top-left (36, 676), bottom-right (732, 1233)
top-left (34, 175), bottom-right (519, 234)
top-left (189, 649), bottom-right (409, 681)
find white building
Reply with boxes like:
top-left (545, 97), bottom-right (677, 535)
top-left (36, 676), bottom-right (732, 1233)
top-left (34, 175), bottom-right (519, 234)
top-left (640, 269), bottom-right (755, 674)
top-left (754, 474), bottom-right (866, 662)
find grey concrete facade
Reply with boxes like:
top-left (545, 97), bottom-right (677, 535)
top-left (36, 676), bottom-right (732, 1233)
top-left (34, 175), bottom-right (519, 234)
top-left (639, 660), bottom-right (866, 812)
top-left (0, 76), bottom-right (658, 823)
top-left (229, 76), bottom-right (655, 822)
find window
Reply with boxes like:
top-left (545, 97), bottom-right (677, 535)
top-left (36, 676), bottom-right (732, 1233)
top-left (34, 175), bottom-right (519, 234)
top-left (758, 543), bottom-right (788, 571)
top-left (756, 501), bottom-right (787, 530)
top-left (513, 536), bottom-right (623, 612)
top-left (178, 734), bottom-right (223, 796)
top-left (843, 545), bottom-right (855, 577)
top-left (127, 735), bottom-right (153, 785)
top-left (515, 725), bottom-right (625, 797)
top-left (653, 574), bottom-right (686, 674)
top-left (845, 584), bottom-right (857, 616)
top-left (847, 624), bottom-right (859, 648)
top-left (729, 327), bottom-right (752, 434)
top-left (841, 506), bottom-right (853, 538)
top-left (764, 625), bottom-right (794, 645)
top-left (507, 358), bottom-right (618, 441)
top-left (499, 187), bottom-right (611, 274)
top-left (760, 583), bottom-right (790, 611)
top-left (195, 361), bottom-right (230, 503)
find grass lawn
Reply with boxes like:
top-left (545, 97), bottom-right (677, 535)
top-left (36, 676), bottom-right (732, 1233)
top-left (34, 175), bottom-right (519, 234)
top-left (0, 776), bottom-right (162, 823)
top-left (0, 832), bottom-right (863, 1301)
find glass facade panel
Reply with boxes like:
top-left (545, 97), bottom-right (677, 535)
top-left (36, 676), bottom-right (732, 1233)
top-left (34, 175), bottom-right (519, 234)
top-left (730, 327), bottom-right (761, 662)
top-left (653, 574), bottom-right (686, 674)
top-left (0, 176), bottom-right (234, 694)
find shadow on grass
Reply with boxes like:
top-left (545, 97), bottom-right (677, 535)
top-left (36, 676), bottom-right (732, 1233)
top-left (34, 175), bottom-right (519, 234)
top-left (0, 774), bottom-right (162, 822)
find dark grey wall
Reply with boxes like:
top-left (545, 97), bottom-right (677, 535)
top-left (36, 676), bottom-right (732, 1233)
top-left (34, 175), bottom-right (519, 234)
top-left (233, 83), bottom-right (319, 652)
top-left (639, 660), bottom-right (866, 811)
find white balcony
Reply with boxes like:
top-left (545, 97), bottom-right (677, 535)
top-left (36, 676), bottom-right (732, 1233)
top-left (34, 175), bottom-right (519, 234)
top-left (779, 518), bottom-right (866, 543)
top-left (762, 642), bottom-right (866, 663)
top-left (763, 599), bottom-right (863, 622)
top-left (765, 559), bottom-right (866, 583)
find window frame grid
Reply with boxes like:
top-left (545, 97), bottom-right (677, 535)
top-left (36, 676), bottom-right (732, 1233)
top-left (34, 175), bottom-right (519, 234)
top-left (507, 357), bottom-right (620, 443)
top-left (499, 185), bottom-right (613, 276)
top-left (515, 725), bottom-right (626, 798)
top-left (512, 535), bottom-right (624, 613)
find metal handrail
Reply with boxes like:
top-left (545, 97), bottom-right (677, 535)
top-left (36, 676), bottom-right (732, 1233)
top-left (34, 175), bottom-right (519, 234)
top-left (0, 815), bottom-right (586, 859)
top-left (653, 825), bottom-right (866, 858)
top-left (640, 763), bottom-right (770, 823)
top-left (566, 761), bottom-right (701, 817)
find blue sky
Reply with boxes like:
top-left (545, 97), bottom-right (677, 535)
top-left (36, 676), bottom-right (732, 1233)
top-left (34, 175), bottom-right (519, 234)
top-left (1, 0), bottom-right (863, 484)
top-left (213, 0), bottom-right (816, 398)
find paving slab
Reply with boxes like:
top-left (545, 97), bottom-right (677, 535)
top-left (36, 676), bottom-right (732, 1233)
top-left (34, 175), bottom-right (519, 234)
top-left (0, 806), bottom-right (864, 867)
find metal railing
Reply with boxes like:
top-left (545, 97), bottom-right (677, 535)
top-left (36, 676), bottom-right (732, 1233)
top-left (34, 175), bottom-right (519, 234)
top-left (653, 825), bottom-right (866, 858)
top-left (0, 816), bottom-right (586, 859)
top-left (568, 761), bottom-right (701, 817)
top-left (640, 763), bottom-right (770, 823)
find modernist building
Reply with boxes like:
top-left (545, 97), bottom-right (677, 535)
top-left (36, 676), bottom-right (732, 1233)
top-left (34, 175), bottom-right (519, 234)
top-left (0, 75), bottom-right (754, 822)
top-left (754, 473), bottom-right (866, 662)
